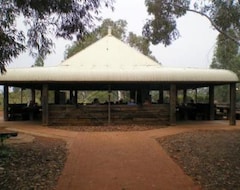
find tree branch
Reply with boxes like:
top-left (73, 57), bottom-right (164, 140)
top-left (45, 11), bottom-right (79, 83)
top-left (186, 8), bottom-right (240, 45)
top-left (171, 3), bottom-right (240, 45)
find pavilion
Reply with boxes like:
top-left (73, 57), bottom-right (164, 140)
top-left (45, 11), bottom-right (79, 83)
top-left (0, 31), bottom-right (238, 126)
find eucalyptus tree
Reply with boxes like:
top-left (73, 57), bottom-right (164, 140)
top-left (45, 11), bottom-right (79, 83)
top-left (65, 19), bottom-right (157, 61)
top-left (65, 19), bottom-right (127, 58)
top-left (211, 30), bottom-right (240, 102)
top-left (143, 0), bottom-right (240, 46)
top-left (0, 0), bottom-right (113, 73)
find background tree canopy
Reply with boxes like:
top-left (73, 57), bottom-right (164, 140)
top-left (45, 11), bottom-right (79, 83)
top-left (211, 29), bottom-right (240, 103)
top-left (143, 0), bottom-right (240, 46)
top-left (65, 18), bottom-right (158, 62)
top-left (0, 0), bottom-right (112, 73)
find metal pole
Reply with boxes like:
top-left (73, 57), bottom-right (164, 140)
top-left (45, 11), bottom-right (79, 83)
top-left (108, 85), bottom-right (111, 125)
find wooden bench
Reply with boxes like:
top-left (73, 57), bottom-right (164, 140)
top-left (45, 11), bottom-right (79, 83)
top-left (0, 130), bottom-right (18, 145)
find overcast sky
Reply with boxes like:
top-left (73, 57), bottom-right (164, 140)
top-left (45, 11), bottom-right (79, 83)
top-left (9, 0), bottom-right (219, 69)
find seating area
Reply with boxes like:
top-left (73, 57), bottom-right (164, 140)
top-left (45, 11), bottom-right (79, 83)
top-left (8, 104), bottom-right (41, 121)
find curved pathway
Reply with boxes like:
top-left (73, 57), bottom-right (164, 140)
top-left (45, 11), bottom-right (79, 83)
top-left (3, 120), bottom-right (240, 190)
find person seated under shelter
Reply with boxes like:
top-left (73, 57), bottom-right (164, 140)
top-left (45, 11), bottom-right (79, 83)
top-left (128, 99), bottom-right (136, 105)
top-left (92, 98), bottom-right (100, 105)
top-left (143, 98), bottom-right (151, 105)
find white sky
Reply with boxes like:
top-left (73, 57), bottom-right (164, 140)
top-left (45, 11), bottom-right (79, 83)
top-left (9, 0), bottom-right (219, 69)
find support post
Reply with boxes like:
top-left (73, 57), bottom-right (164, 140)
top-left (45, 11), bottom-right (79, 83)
top-left (169, 84), bottom-right (177, 126)
top-left (31, 88), bottom-right (36, 102)
top-left (209, 85), bottom-right (215, 120)
top-left (74, 90), bottom-right (78, 105)
top-left (3, 85), bottom-right (9, 121)
top-left (54, 90), bottom-right (60, 104)
top-left (108, 87), bottom-right (111, 125)
top-left (42, 84), bottom-right (49, 125)
top-left (70, 90), bottom-right (73, 103)
top-left (183, 89), bottom-right (187, 104)
top-left (183, 89), bottom-right (188, 120)
top-left (229, 83), bottom-right (236, 125)
top-left (195, 88), bottom-right (198, 103)
top-left (158, 87), bottom-right (164, 104)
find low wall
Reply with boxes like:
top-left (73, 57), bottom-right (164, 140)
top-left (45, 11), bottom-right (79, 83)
top-left (48, 104), bottom-right (170, 126)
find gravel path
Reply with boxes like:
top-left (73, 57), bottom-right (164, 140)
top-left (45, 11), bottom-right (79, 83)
top-left (158, 130), bottom-right (240, 190)
top-left (0, 136), bottom-right (67, 190)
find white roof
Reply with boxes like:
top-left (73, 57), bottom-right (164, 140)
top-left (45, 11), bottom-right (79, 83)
top-left (0, 34), bottom-right (238, 83)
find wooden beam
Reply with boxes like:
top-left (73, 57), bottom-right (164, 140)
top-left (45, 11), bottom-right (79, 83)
top-left (229, 83), bottom-right (236, 125)
top-left (158, 87), bottom-right (164, 104)
top-left (31, 88), bottom-right (36, 102)
top-left (74, 90), bottom-right (78, 105)
top-left (3, 85), bottom-right (9, 121)
top-left (42, 84), bottom-right (49, 125)
top-left (70, 90), bottom-right (73, 103)
top-left (108, 87), bottom-right (111, 125)
top-left (209, 85), bottom-right (215, 120)
top-left (183, 89), bottom-right (188, 120)
top-left (54, 90), bottom-right (60, 104)
top-left (183, 89), bottom-right (187, 104)
top-left (169, 84), bottom-right (176, 126)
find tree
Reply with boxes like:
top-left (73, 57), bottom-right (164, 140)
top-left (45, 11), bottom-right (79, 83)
top-left (127, 32), bottom-right (151, 56)
top-left (211, 30), bottom-right (240, 77)
top-left (65, 19), bottom-right (127, 58)
top-left (65, 19), bottom-right (158, 62)
top-left (143, 0), bottom-right (240, 46)
top-left (0, 0), bottom-right (113, 73)
top-left (32, 56), bottom-right (45, 67)
top-left (211, 30), bottom-right (240, 102)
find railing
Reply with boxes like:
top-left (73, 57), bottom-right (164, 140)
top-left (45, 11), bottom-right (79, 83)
top-left (48, 104), bottom-right (170, 126)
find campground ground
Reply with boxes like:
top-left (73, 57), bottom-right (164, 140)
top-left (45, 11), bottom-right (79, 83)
top-left (1, 120), bottom-right (240, 190)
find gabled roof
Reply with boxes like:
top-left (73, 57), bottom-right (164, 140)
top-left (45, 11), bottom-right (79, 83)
top-left (0, 33), bottom-right (238, 83)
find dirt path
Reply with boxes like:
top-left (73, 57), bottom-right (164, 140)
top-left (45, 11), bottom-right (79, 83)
top-left (56, 131), bottom-right (201, 190)
top-left (3, 120), bottom-right (240, 190)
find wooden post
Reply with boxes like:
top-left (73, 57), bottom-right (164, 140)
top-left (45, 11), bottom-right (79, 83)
top-left (183, 89), bottom-right (187, 104)
top-left (42, 84), bottom-right (49, 125)
top-left (209, 85), bottom-right (215, 120)
top-left (169, 84), bottom-right (176, 126)
top-left (108, 88), bottom-right (111, 125)
top-left (74, 90), bottom-right (78, 105)
top-left (183, 89), bottom-right (188, 120)
top-left (3, 85), bottom-right (9, 121)
top-left (54, 90), bottom-right (60, 104)
top-left (229, 83), bottom-right (236, 125)
top-left (31, 88), bottom-right (36, 102)
top-left (195, 88), bottom-right (198, 103)
top-left (158, 87), bottom-right (164, 104)
top-left (20, 88), bottom-right (23, 104)
top-left (70, 90), bottom-right (73, 103)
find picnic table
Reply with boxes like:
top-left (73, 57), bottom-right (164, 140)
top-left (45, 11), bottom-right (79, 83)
top-left (0, 130), bottom-right (18, 145)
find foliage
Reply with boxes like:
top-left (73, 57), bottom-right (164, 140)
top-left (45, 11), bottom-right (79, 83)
top-left (211, 29), bottom-right (240, 103)
top-left (32, 56), bottom-right (44, 67)
top-left (9, 89), bottom-right (31, 104)
top-left (127, 32), bottom-right (154, 59)
top-left (0, 0), bottom-right (113, 73)
top-left (65, 18), bottom-right (158, 62)
top-left (65, 19), bottom-right (127, 58)
top-left (143, 0), bottom-right (240, 46)
top-left (211, 30), bottom-right (240, 77)
top-left (76, 91), bottom-right (129, 104)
